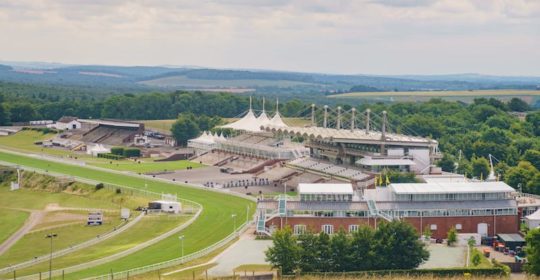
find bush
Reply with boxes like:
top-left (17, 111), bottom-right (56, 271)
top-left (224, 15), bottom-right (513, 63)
top-left (123, 148), bottom-right (141, 158)
top-left (97, 153), bottom-right (125, 160)
top-left (115, 188), bottom-right (122, 194)
top-left (110, 147), bottom-right (124, 156)
top-left (95, 183), bottom-right (104, 190)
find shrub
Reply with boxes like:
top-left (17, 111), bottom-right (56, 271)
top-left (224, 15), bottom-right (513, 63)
top-left (95, 183), bottom-right (104, 190)
top-left (123, 148), bottom-right (141, 158)
top-left (110, 147), bottom-right (124, 156)
top-left (115, 188), bottom-right (122, 194)
top-left (97, 153), bottom-right (125, 160)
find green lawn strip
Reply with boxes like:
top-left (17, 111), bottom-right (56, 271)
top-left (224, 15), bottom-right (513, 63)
top-left (0, 211), bottom-right (123, 268)
top-left (234, 264), bottom-right (273, 273)
top-left (0, 150), bottom-right (255, 279)
top-left (8, 215), bottom-right (190, 277)
top-left (469, 247), bottom-right (493, 268)
top-left (0, 209), bottom-right (29, 244)
top-left (89, 159), bottom-right (203, 174)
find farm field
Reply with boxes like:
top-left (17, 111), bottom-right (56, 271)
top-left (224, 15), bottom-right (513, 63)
top-left (9, 215), bottom-right (190, 277)
top-left (0, 209), bottom-right (29, 244)
top-left (0, 150), bottom-right (255, 279)
top-left (138, 75), bottom-right (318, 88)
top-left (329, 89), bottom-right (540, 98)
top-left (328, 89), bottom-right (540, 104)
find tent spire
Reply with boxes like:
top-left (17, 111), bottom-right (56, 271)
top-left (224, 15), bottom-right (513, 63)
top-left (276, 98), bottom-right (279, 114)
top-left (262, 97), bottom-right (266, 113)
top-left (249, 96), bottom-right (253, 111)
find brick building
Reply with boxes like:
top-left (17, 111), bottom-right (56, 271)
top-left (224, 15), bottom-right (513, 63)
top-left (256, 180), bottom-right (530, 239)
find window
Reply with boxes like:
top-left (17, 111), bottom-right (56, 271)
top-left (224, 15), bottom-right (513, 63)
top-left (294, 225), bottom-right (306, 235)
top-left (430, 224), bottom-right (437, 230)
top-left (322, 224), bottom-right (334, 235)
top-left (349, 224), bottom-right (359, 233)
top-left (455, 224), bottom-right (462, 230)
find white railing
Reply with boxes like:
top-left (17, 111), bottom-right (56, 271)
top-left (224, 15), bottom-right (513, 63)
top-left (83, 221), bottom-right (252, 280)
top-left (0, 213), bottom-right (145, 274)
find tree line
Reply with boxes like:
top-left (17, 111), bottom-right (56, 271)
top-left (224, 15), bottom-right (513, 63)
top-left (265, 221), bottom-right (429, 275)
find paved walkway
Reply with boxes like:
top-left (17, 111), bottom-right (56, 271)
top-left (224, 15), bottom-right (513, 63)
top-left (207, 233), bottom-right (271, 276)
top-left (419, 244), bottom-right (466, 269)
top-left (0, 210), bottom-right (43, 255)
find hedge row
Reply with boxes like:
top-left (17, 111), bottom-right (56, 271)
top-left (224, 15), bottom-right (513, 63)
top-left (110, 147), bottom-right (141, 158)
top-left (22, 127), bottom-right (58, 134)
top-left (97, 153), bottom-right (125, 160)
top-left (290, 267), bottom-right (506, 278)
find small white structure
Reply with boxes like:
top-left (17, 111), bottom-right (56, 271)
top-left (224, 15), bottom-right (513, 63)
top-left (526, 209), bottom-right (540, 229)
top-left (298, 183), bottom-right (354, 202)
top-left (148, 200), bottom-right (181, 214)
top-left (87, 144), bottom-right (110, 157)
top-left (10, 169), bottom-right (21, 191)
top-left (51, 116), bottom-right (81, 130)
top-left (87, 211), bottom-right (103, 226)
top-left (121, 208), bottom-right (131, 220)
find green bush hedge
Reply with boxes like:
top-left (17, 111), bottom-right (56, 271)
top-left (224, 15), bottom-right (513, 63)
top-left (110, 147), bottom-right (124, 156)
top-left (123, 148), bottom-right (141, 158)
top-left (294, 267), bottom-right (506, 278)
top-left (97, 153), bottom-right (125, 160)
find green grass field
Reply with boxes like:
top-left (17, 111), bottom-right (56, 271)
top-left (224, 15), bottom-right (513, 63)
top-left (0, 209), bottom-right (29, 244)
top-left (89, 159), bottom-right (203, 174)
top-left (0, 211), bottom-right (123, 268)
top-left (8, 215), bottom-right (191, 277)
top-left (0, 150), bottom-right (255, 279)
top-left (0, 131), bottom-right (201, 173)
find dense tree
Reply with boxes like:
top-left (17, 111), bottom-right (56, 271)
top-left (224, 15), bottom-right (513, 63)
top-left (171, 116), bottom-right (200, 146)
top-left (329, 228), bottom-right (350, 271)
top-left (437, 154), bottom-right (456, 172)
top-left (506, 161), bottom-right (539, 193)
top-left (349, 226), bottom-right (376, 270)
top-left (315, 232), bottom-right (332, 272)
top-left (472, 157), bottom-right (490, 179)
top-left (8, 103), bottom-right (37, 122)
top-left (447, 227), bottom-right (458, 246)
top-left (523, 150), bottom-right (540, 170)
top-left (508, 97), bottom-right (530, 112)
top-left (526, 228), bottom-right (540, 275)
top-left (265, 227), bottom-right (300, 275)
top-left (0, 103), bottom-right (9, 125)
top-left (297, 231), bottom-right (319, 272)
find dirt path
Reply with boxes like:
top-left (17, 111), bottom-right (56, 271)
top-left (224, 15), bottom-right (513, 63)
top-left (0, 210), bottom-right (44, 255)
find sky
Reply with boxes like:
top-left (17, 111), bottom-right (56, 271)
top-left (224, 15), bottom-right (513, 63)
top-left (1, 0), bottom-right (539, 76)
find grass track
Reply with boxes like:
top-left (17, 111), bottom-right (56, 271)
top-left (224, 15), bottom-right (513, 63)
top-left (0, 150), bottom-right (255, 279)
top-left (0, 209), bottom-right (29, 244)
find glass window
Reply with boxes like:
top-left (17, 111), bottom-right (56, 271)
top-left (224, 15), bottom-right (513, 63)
top-left (294, 225), bottom-right (306, 235)
top-left (430, 224), bottom-right (437, 230)
top-left (322, 224), bottom-right (334, 235)
top-left (349, 224), bottom-right (359, 233)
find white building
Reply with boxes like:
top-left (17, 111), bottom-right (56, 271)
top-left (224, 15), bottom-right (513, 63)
top-left (148, 200), bottom-right (182, 214)
top-left (51, 116), bottom-right (81, 130)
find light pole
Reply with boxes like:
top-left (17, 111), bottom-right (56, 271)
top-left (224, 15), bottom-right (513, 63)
top-left (231, 214), bottom-right (237, 235)
top-left (46, 233), bottom-right (57, 280)
top-left (178, 235), bottom-right (185, 258)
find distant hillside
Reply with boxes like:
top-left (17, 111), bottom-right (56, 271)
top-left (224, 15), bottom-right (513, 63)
top-left (0, 62), bottom-right (539, 97)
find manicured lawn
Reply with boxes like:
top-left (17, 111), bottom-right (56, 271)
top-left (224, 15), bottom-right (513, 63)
top-left (0, 150), bottom-right (255, 279)
top-left (0, 209), bottom-right (29, 244)
top-left (0, 211), bottom-right (123, 268)
top-left (89, 159), bottom-right (203, 174)
top-left (8, 215), bottom-right (190, 277)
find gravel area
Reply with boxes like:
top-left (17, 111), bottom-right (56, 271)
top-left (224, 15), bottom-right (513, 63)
top-left (420, 243), bottom-right (466, 269)
top-left (207, 238), bottom-right (272, 276)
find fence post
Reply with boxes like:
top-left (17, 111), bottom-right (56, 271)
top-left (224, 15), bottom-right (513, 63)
top-left (13, 270), bottom-right (16, 280)
top-left (127, 271), bottom-right (129, 280)
top-left (39, 271), bottom-right (42, 280)
top-left (110, 268), bottom-right (114, 280)
top-left (62, 270), bottom-right (65, 279)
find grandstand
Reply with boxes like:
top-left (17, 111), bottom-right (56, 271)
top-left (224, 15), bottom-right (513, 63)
top-left (288, 157), bottom-right (371, 182)
top-left (79, 119), bottom-right (143, 146)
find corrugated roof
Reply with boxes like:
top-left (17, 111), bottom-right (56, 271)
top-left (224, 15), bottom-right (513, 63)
top-left (497, 233), bottom-right (525, 243)
top-left (298, 183), bottom-right (353, 195)
top-left (357, 157), bottom-right (416, 166)
top-left (389, 181), bottom-right (515, 195)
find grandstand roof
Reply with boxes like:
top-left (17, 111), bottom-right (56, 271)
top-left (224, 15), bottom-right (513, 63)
top-left (79, 119), bottom-right (141, 128)
top-left (389, 181), bottom-right (515, 195)
top-left (357, 157), bottom-right (416, 166)
top-left (221, 97), bottom-right (288, 132)
top-left (261, 125), bottom-right (436, 145)
top-left (57, 116), bottom-right (78, 123)
top-left (298, 183), bottom-right (354, 195)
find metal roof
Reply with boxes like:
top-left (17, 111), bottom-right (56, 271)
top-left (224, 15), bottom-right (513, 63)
top-left (389, 181), bottom-right (515, 195)
top-left (496, 233), bottom-right (525, 243)
top-left (298, 183), bottom-right (353, 195)
top-left (356, 157), bottom-right (416, 166)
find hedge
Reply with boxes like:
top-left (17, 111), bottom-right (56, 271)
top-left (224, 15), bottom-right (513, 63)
top-left (97, 153), bottom-right (125, 160)
top-left (123, 148), bottom-right (141, 158)
top-left (111, 147), bottom-right (124, 156)
top-left (289, 267), bottom-right (507, 278)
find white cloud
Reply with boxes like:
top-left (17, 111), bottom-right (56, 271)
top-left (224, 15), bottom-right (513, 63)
top-left (0, 0), bottom-right (538, 75)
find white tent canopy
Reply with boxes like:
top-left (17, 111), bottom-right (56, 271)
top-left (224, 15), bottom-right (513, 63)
top-left (221, 97), bottom-right (288, 132)
top-left (526, 209), bottom-right (540, 229)
top-left (87, 144), bottom-right (110, 157)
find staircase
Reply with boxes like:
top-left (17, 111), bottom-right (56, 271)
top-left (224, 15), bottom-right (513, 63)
top-left (367, 199), bottom-right (394, 222)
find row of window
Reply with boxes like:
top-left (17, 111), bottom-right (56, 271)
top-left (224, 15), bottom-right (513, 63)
top-left (300, 194), bottom-right (353, 202)
top-left (293, 224), bottom-right (359, 235)
top-left (394, 192), bottom-right (511, 202)
top-left (288, 207), bottom-right (517, 218)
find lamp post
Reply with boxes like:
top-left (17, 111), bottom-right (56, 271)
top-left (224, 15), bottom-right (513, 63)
top-left (231, 214), bottom-right (237, 235)
top-left (46, 233), bottom-right (57, 280)
top-left (178, 235), bottom-right (185, 258)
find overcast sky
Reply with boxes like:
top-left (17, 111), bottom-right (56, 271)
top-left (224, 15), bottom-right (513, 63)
top-left (1, 0), bottom-right (539, 76)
